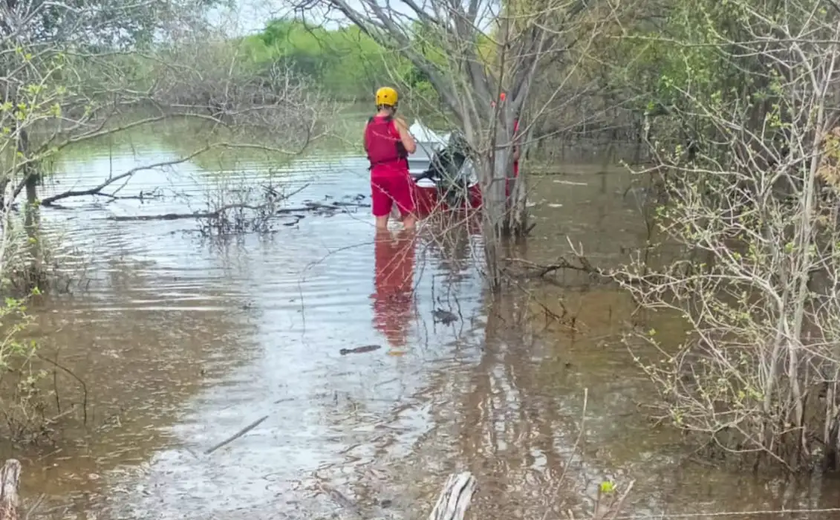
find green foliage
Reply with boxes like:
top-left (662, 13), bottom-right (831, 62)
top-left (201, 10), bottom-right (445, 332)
top-left (0, 45), bottom-right (72, 197)
top-left (15, 0), bottom-right (227, 49)
top-left (596, 0), bottom-right (793, 151)
top-left (240, 19), bottom-right (443, 107)
top-left (0, 288), bottom-right (51, 444)
top-left (240, 20), bottom-right (389, 100)
top-left (0, 294), bottom-right (36, 371)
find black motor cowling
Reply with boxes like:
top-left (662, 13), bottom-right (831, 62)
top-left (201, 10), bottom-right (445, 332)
top-left (415, 133), bottom-right (475, 207)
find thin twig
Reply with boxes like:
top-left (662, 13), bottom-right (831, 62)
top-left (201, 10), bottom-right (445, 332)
top-left (23, 493), bottom-right (45, 520)
top-left (204, 415), bottom-right (269, 455)
top-left (35, 354), bottom-right (87, 425)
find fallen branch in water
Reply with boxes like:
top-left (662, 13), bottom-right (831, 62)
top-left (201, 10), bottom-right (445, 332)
top-left (41, 191), bottom-right (165, 209)
top-left (317, 471), bottom-right (477, 520)
top-left (104, 199), bottom-right (369, 222)
top-left (39, 136), bottom-right (323, 207)
top-left (505, 236), bottom-right (610, 279)
top-left (339, 345), bottom-right (381, 355)
top-left (108, 202), bottom-right (281, 221)
top-left (276, 201), bottom-right (371, 214)
top-left (0, 459), bottom-right (20, 520)
top-left (507, 255), bottom-right (608, 279)
top-left (506, 237), bottom-right (646, 286)
top-left (40, 145), bottom-right (214, 207)
top-left (204, 415), bottom-right (269, 455)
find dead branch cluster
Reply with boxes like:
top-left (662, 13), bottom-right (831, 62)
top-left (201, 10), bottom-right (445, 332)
top-left (149, 37), bottom-right (330, 149)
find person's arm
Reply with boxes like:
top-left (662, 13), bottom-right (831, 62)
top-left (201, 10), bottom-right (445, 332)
top-left (363, 122), bottom-right (369, 154)
top-left (394, 117), bottom-right (417, 154)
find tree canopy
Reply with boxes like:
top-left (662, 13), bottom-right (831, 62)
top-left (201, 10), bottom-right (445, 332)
top-left (239, 18), bottom-right (439, 103)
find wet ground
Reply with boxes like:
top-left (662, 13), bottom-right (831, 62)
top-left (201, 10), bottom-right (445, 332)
top-left (3, 130), bottom-right (840, 519)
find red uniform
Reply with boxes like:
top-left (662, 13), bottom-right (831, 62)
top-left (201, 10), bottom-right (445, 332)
top-left (372, 232), bottom-right (415, 348)
top-left (364, 115), bottom-right (415, 218)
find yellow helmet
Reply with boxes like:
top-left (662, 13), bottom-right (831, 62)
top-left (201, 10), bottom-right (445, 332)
top-left (375, 86), bottom-right (399, 107)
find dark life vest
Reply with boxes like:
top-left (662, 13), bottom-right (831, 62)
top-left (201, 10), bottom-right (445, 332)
top-left (364, 115), bottom-right (408, 170)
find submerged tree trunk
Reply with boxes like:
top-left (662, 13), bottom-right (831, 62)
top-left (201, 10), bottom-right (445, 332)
top-left (480, 154), bottom-right (505, 289)
top-left (506, 114), bottom-right (533, 237)
top-left (17, 129), bottom-right (39, 211)
top-left (18, 129), bottom-right (44, 291)
top-left (478, 122), bottom-right (516, 289)
top-left (0, 178), bottom-right (9, 210)
top-left (429, 472), bottom-right (476, 520)
top-left (508, 165), bottom-right (528, 236)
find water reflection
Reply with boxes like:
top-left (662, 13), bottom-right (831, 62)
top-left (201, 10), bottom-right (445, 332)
top-left (12, 128), bottom-right (840, 519)
top-left (371, 229), bottom-right (417, 351)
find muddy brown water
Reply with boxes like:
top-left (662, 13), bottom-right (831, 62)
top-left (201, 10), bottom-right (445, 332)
top-left (2, 134), bottom-right (840, 519)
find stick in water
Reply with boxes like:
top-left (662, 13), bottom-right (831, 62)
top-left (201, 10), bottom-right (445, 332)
top-left (204, 416), bottom-right (269, 455)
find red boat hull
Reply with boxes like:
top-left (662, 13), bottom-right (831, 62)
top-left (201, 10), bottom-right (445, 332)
top-left (412, 182), bottom-right (482, 219)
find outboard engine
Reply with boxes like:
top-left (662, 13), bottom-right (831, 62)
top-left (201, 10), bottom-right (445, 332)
top-left (416, 133), bottom-right (477, 208)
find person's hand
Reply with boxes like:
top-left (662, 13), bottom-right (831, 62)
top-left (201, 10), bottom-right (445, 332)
top-left (395, 117), bottom-right (408, 131)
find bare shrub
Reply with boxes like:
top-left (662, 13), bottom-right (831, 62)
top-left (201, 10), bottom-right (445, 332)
top-left (614, 0), bottom-right (840, 471)
top-left (195, 171), bottom-right (304, 236)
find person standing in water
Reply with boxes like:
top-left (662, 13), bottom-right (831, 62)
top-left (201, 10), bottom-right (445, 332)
top-left (364, 87), bottom-right (417, 230)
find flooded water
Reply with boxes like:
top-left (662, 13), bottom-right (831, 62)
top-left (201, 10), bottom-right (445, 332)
top-left (3, 125), bottom-right (840, 519)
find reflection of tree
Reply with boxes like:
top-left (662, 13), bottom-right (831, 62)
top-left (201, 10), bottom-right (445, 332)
top-left (456, 289), bottom-right (579, 514)
top-left (419, 213), bottom-right (482, 286)
top-left (357, 286), bottom-right (641, 517)
top-left (371, 229), bottom-right (417, 349)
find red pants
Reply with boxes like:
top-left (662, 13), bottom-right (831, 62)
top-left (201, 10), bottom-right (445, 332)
top-left (372, 232), bottom-right (415, 347)
top-left (371, 168), bottom-right (415, 217)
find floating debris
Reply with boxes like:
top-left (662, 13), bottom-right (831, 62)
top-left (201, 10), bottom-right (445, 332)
top-left (433, 308), bottom-right (458, 325)
top-left (339, 345), bottom-right (382, 356)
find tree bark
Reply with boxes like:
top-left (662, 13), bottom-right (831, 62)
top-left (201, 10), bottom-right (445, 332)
top-left (508, 166), bottom-right (528, 237)
top-left (0, 459), bottom-right (20, 520)
top-left (18, 129), bottom-right (44, 291)
top-left (507, 118), bottom-right (534, 236)
top-left (479, 142), bottom-right (510, 289)
top-left (429, 472), bottom-right (476, 520)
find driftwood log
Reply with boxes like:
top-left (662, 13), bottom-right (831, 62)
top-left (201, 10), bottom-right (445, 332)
top-left (429, 472), bottom-right (476, 520)
top-left (0, 459), bottom-right (20, 520)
